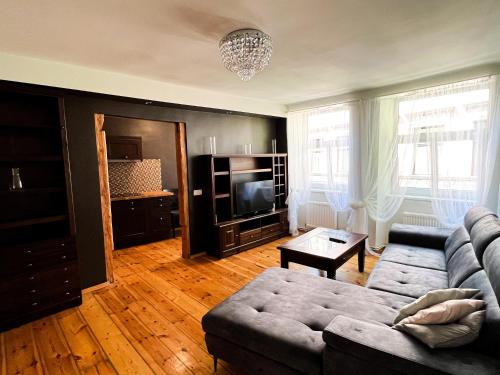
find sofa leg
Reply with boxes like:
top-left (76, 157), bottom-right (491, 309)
top-left (213, 356), bottom-right (218, 372)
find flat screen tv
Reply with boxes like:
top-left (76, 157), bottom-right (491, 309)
top-left (235, 180), bottom-right (274, 216)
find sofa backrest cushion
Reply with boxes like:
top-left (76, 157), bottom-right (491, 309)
top-left (464, 206), bottom-right (497, 233)
top-left (459, 270), bottom-right (500, 353)
top-left (483, 238), bottom-right (500, 303)
top-left (470, 216), bottom-right (500, 265)
top-left (447, 243), bottom-right (482, 288)
top-left (444, 226), bottom-right (471, 263)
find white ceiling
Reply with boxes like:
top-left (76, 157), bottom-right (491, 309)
top-left (1, 0), bottom-right (500, 107)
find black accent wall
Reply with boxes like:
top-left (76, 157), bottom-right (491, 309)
top-left (62, 96), bottom-right (286, 288)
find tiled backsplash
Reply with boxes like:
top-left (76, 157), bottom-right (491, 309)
top-left (108, 159), bottom-right (162, 195)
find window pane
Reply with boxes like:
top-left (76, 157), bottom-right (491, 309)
top-left (397, 82), bottom-right (489, 195)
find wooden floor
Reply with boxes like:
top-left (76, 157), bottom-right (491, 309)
top-left (0, 235), bottom-right (377, 375)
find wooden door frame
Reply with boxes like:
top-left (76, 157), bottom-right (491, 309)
top-left (94, 114), bottom-right (191, 284)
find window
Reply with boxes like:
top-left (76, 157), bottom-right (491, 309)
top-left (397, 83), bottom-right (490, 196)
top-left (308, 108), bottom-right (350, 188)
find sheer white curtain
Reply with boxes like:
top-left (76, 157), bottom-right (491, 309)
top-left (349, 76), bottom-right (500, 241)
top-left (286, 111), bottom-right (310, 235)
top-left (287, 104), bottom-right (356, 235)
top-left (347, 96), bottom-right (418, 246)
top-left (396, 76), bottom-right (500, 227)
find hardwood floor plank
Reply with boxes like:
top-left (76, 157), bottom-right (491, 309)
top-left (2, 325), bottom-right (43, 375)
top-left (32, 316), bottom-right (80, 374)
top-left (79, 294), bottom-right (155, 375)
top-left (56, 309), bottom-right (117, 374)
top-left (2, 235), bottom-right (376, 375)
top-left (95, 289), bottom-right (192, 374)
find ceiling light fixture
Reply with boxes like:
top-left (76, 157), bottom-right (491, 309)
top-left (219, 28), bottom-right (272, 81)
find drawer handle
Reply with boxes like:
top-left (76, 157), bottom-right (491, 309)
top-left (64, 280), bottom-right (69, 284)
top-left (61, 255), bottom-right (67, 260)
top-left (30, 289), bottom-right (37, 293)
top-left (29, 276), bottom-right (35, 280)
top-left (27, 263), bottom-right (33, 267)
top-left (24, 250), bottom-right (32, 254)
top-left (65, 292), bottom-right (71, 296)
top-left (32, 302), bottom-right (38, 307)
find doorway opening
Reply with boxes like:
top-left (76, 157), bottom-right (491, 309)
top-left (94, 114), bottom-right (190, 283)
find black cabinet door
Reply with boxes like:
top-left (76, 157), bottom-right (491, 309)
top-left (112, 200), bottom-right (148, 246)
top-left (107, 136), bottom-right (142, 160)
top-left (149, 208), bottom-right (171, 235)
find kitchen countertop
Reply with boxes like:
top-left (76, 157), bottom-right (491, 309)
top-left (110, 191), bottom-right (174, 202)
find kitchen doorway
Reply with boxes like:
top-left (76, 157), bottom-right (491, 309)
top-left (94, 114), bottom-right (190, 284)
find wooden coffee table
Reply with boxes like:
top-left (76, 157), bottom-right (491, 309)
top-left (278, 227), bottom-right (368, 279)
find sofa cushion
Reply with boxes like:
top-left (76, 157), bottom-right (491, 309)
top-left (459, 270), bottom-right (500, 354)
top-left (447, 243), bottom-right (482, 288)
top-left (388, 224), bottom-right (454, 250)
top-left (366, 261), bottom-right (448, 299)
top-left (380, 244), bottom-right (446, 271)
top-left (202, 267), bottom-right (414, 375)
top-left (470, 216), bottom-right (500, 265)
top-left (445, 226), bottom-right (471, 263)
top-left (483, 238), bottom-right (500, 304)
top-left (464, 206), bottom-right (497, 233)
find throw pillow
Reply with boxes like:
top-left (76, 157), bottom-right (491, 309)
top-left (394, 310), bottom-right (485, 348)
top-left (397, 299), bottom-right (484, 325)
top-left (394, 288), bottom-right (480, 324)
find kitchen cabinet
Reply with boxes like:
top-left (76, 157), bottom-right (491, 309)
top-left (111, 195), bottom-right (173, 249)
top-left (106, 136), bottom-right (142, 161)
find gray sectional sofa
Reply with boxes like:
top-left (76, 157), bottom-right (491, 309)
top-left (202, 207), bottom-right (500, 374)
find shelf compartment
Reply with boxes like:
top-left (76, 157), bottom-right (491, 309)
top-left (0, 215), bottom-right (68, 230)
top-left (0, 187), bottom-right (65, 195)
top-left (0, 123), bottom-right (60, 130)
top-left (232, 168), bottom-right (272, 175)
top-left (0, 156), bottom-right (63, 163)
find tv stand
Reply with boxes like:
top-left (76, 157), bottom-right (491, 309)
top-left (200, 154), bottom-right (289, 258)
top-left (215, 208), bottom-right (289, 258)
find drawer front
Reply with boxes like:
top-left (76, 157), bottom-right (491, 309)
top-left (0, 239), bottom-right (76, 276)
top-left (112, 198), bottom-right (146, 210)
top-left (261, 223), bottom-right (281, 237)
top-left (0, 261), bottom-right (80, 296)
top-left (0, 261), bottom-right (81, 319)
top-left (240, 228), bottom-right (262, 245)
top-left (148, 196), bottom-right (172, 209)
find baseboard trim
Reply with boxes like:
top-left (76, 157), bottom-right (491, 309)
top-left (83, 281), bottom-right (111, 294)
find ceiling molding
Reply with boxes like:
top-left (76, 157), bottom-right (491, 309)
top-left (0, 52), bottom-right (286, 117)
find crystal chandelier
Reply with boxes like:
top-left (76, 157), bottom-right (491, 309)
top-left (219, 29), bottom-right (272, 81)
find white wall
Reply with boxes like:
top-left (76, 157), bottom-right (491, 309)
top-left (0, 52), bottom-right (286, 117)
